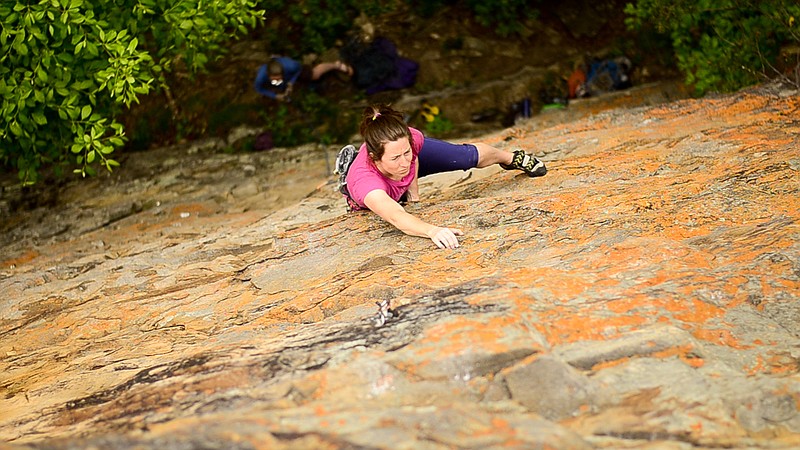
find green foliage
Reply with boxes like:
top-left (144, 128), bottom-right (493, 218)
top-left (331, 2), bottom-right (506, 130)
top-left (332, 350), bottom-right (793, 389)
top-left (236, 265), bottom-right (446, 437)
top-left (403, 0), bottom-right (540, 37)
top-left (294, 91), bottom-right (357, 145)
top-left (208, 104), bottom-right (264, 139)
top-left (466, 0), bottom-right (538, 37)
top-left (259, 0), bottom-right (538, 56)
top-left (424, 115), bottom-right (454, 136)
top-left (261, 91), bottom-right (356, 148)
top-left (442, 36), bottom-right (464, 52)
top-left (406, 0), bottom-right (449, 18)
top-left (0, 0), bottom-right (264, 185)
top-left (625, 0), bottom-right (800, 95)
top-left (420, 101), bottom-right (453, 137)
top-left (257, 0), bottom-right (394, 55)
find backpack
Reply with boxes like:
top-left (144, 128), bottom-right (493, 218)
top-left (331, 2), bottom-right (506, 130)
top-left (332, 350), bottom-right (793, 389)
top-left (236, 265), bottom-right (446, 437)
top-left (581, 57), bottom-right (632, 97)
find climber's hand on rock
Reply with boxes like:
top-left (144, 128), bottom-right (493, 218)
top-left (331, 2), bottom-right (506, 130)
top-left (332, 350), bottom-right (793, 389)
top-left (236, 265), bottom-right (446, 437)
top-left (428, 226), bottom-right (463, 249)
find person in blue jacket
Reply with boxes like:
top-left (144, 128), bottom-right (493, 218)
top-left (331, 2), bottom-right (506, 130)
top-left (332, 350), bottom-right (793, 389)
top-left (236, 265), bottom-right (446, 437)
top-left (254, 56), bottom-right (352, 102)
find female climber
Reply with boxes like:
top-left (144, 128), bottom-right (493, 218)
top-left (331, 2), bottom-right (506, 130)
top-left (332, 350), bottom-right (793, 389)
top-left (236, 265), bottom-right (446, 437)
top-left (338, 104), bottom-right (547, 249)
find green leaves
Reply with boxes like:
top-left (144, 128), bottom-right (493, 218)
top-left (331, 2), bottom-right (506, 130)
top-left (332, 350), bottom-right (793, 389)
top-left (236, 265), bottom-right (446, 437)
top-left (466, 0), bottom-right (538, 37)
top-left (0, 0), bottom-right (265, 184)
top-left (32, 111), bottom-right (47, 125)
top-left (9, 121), bottom-right (24, 137)
top-left (626, 0), bottom-right (800, 95)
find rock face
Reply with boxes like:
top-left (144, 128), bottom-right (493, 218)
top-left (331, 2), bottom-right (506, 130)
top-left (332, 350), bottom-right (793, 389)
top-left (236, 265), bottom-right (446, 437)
top-left (1, 82), bottom-right (799, 449)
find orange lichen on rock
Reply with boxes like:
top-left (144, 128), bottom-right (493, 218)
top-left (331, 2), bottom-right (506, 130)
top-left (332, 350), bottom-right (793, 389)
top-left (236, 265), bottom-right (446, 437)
top-left (1, 83), bottom-right (798, 448)
top-left (414, 314), bottom-right (533, 356)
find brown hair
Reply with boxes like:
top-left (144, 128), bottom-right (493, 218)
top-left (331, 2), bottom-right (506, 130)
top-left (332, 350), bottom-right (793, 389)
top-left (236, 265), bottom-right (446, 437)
top-left (360, 104), bottom-right (411, 161)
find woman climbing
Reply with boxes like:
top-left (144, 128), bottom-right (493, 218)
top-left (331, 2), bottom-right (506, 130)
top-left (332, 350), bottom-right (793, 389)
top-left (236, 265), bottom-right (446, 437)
top-left (339, 104), bottom-right (547, 249)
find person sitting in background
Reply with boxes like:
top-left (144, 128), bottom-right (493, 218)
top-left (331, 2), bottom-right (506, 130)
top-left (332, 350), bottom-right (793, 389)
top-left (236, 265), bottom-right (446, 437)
top-left (340, 36), bottom-right (418, 95)
top-left (254, 56), bottom-right (352, 102)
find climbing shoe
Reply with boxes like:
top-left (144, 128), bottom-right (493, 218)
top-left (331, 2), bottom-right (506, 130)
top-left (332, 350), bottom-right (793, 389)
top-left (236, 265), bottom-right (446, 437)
top-left (335, 144), bottom-right (357, 195)
top-left (500, 150), bottom-right (547, 177)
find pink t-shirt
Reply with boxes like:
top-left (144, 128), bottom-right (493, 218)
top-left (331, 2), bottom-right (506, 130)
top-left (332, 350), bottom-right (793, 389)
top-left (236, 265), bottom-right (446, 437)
top-left (345, 127), bottom-right (424, 210)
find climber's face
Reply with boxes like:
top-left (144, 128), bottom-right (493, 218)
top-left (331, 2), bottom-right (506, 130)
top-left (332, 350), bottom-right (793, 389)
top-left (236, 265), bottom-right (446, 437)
top-left (375, 137), bottom-right (413, 180)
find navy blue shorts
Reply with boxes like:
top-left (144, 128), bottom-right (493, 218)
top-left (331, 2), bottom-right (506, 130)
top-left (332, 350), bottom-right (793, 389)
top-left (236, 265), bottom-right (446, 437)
top-left (417, 137), bottom-right (479, 178)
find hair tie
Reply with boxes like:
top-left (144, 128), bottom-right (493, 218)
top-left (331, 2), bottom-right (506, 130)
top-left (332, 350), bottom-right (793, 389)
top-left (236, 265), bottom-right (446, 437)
top-left (372, 112), bottom-right (381, 121)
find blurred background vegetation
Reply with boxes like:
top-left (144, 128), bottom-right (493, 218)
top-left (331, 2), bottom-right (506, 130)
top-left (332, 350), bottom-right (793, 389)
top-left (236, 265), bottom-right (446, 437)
top-left (625, 0), bottom-right (800, 94)
top-left (1, 0), bottom-right (798, 185)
